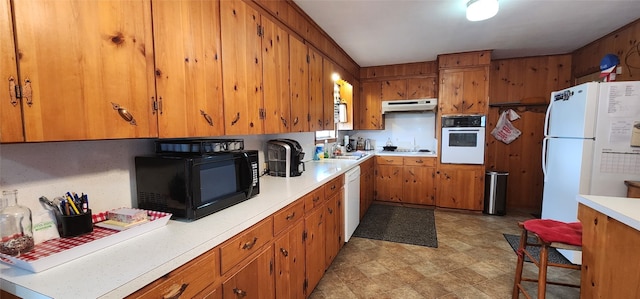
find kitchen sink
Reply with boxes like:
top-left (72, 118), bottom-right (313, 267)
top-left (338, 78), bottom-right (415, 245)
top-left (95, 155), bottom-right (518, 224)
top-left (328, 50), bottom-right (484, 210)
top-left (327, 153), bottom-right (369, 160)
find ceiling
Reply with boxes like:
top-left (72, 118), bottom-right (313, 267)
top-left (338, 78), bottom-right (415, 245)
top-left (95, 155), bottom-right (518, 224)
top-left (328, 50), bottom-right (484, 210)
top-left (292, 0), bottom-right (640, 67)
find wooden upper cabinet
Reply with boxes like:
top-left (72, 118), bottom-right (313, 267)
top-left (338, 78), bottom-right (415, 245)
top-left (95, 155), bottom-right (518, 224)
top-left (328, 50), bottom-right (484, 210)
top-left (308, 48), bottom-right (324, 131)
top-left (381, 79), bottom-right (406, 100)
top-left (262, 17), bottom-right (290, 134)
top-left (407, 77), bottom-right (437, 99)
top-left (322, 59), bottom-right (336, 131)
top-left (153, 0), bottom-right (224, 138)
top-left (221, 0), bottom-right (264, 135)
top-left (438, 67), bottom-right (489, 115)
top-left (289, 37), bottom-right (310, 132)
top-left (358, 81), bottom-right (383, 130)
top-left (12, 0), bottom-right (157, 142)
top-left (0, 0), bottom-right (23, 143)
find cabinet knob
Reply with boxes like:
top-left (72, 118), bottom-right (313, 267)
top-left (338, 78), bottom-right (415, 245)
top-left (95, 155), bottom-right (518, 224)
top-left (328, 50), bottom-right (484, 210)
top-left (233, 288), bottom-right (247, 297)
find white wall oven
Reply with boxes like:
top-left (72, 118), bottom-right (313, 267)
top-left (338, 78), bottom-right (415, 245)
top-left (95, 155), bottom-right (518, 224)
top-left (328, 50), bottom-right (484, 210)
top-left (441, 115), bottom-right (485, 164)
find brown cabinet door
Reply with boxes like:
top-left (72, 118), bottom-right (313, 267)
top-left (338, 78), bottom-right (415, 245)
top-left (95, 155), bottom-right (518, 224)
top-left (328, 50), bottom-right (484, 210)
top-left (14, 0), bottom-right (157, 141)
top-left (375, 165), bottom-right (403, 202)
top-left (221, 0), bottom-right (264, 135)
top-left (322, 59), bottom-right (336, 130)
top-left (437, 165), bottom-right (484, 210)
top-left (289, 37), bottom-right (310, 132)
top-left (308, 48), bottom-right (324, 131)
top-left (407, 77), bottom-right (437, 99)
top-left (262, 17), bottom-right (290, 134)
top-left (274, 221), bottom-right (306, 299)
top-left (381, 79), bottom-right (407, 100)
top-left (324, 190), bottom-right (343, 269)
top-left (439, 67), bottom-right (488, 115)
top-left (0, 0), bottom-right (22, 143)
top-left (403, 166), bottom-right (435, 205)
top-left (222, 245), bottom-right (275, 299)
top-left (304, 205), bottom-right (325, 294)
top-left (153, 0), bottom-right (224, 138)
top-left (358, 81), bottom-right (383, 130)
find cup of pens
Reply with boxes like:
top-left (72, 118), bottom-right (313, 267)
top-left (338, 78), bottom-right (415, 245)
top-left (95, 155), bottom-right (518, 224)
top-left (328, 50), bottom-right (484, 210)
top-left (57, 193), bottom-right (93, 237)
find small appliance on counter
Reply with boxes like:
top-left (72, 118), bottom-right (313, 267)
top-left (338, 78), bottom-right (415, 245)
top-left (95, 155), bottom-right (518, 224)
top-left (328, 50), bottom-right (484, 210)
top-left (266, 139), bottom-right (305, 177)
top-left (134, 138), bottom-right (260, 221)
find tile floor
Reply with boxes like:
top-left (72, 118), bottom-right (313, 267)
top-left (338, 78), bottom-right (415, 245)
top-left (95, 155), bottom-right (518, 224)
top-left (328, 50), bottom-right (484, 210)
top-left (309, 208), bottom-right (581, 299)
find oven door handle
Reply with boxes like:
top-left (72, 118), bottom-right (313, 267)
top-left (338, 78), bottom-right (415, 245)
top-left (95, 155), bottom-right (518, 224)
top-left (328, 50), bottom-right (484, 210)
top-left (242, 152), bottom-right (254, 198)
top-left (444, 128), bottom-right (482, 132)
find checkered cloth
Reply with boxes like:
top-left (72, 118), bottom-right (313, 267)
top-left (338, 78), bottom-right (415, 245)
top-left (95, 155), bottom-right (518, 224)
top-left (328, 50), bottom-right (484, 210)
top-left (6, 209), bottom-right (170, 262)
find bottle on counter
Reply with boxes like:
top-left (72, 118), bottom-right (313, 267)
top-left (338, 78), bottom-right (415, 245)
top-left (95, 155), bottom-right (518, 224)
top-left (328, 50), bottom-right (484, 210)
top-left (324, 139), bottom-right (329, 158)
top-left (0, 190), bottom-right (34, 256)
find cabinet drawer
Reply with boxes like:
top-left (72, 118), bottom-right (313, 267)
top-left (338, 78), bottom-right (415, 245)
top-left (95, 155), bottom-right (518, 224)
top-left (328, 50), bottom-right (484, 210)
top-left (304, 187), bottom-right (325, 213)
top-left (403, 157), bottom-right (436, 167)
top-left (273, 200), bottom-right (304, 235)
top-left (220, 218), bottom-right (273, 274)
top-left (324, 175), bottom-right (344, 198)
top-left (376, 156), bottom-right (403, 165)
top-left (127, 250), bottom-right (218, 299)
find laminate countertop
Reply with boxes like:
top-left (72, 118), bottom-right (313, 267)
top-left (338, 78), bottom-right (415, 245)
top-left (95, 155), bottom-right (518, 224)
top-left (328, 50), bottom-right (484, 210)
top-left (0, 155), bottom-right (373, 299)
top-left (577, 194), bottom-right (640, 231)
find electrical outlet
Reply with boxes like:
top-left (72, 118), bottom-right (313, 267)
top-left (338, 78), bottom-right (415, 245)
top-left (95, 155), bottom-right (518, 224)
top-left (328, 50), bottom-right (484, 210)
top-left (616, 66), bottom-right (623, 74)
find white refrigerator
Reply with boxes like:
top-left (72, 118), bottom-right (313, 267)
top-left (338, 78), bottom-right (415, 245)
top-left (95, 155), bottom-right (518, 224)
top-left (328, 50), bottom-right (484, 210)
top-left (542, 81), bottom-right (640, 263)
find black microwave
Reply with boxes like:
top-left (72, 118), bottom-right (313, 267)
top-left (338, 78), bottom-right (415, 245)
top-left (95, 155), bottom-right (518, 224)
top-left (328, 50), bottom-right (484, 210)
top-left (134, 150), bottom-right (260, 220)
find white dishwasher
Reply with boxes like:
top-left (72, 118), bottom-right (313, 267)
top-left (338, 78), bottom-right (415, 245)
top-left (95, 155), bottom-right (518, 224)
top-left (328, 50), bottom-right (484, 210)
top-left (344, 166), bottom-right (361, 242)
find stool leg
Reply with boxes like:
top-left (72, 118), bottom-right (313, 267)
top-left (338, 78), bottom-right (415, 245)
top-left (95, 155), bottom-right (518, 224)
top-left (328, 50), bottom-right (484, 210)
top-left (512, 228), bottom-right (527, 299)
top-left (537, 244), bottom-right (549, 299)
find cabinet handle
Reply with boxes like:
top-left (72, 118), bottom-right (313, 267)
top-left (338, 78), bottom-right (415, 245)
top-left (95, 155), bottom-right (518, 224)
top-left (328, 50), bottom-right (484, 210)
top-left (285, 212), bottom-right (296, 220)
top-left (242, 237), bottom-right (258, 250)
top-left (330, 185), bottom-right (336, 190)
top-left (328, 207), bottom-right (333, 214)
top-left (23, 78), bottom-right (33, 107)
top-left (280, 247), bottom-right (289, 257)
top-left (232, 288), bottom-right (247, 297)
top-left (313, 196), bottom-right (321, 202)
top-left (8, 76), bottom-right (17, 106)
top-left (415, 160), bottom-right (423, 163)
top-left (200, 110), bottom-right (214, 126)
top-left (293, 116), bottom-right (299, 125)
top-left (231, 112), bottom-right (240, 125)
top-left (111, 102), bottom-right (137, 125)
top-left (280, 116), bottom-right (288, 127)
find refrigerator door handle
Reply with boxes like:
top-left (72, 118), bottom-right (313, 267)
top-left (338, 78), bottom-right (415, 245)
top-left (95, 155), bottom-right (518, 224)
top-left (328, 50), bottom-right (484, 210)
top-left (543, 100), bottom-right (553, 137)
top-left (542, 136), bottom-right (549, 182)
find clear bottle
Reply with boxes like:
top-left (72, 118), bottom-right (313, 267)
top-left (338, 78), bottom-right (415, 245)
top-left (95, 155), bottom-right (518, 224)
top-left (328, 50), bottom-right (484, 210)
top-left (0, 190), bottom-right (34, 256)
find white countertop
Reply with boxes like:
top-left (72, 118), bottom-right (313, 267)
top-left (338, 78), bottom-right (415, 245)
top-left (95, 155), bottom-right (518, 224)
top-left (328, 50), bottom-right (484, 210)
top-left (1, 156), bottom-right (371, 299)
top-left (577, 194), bottom-right (640, 231)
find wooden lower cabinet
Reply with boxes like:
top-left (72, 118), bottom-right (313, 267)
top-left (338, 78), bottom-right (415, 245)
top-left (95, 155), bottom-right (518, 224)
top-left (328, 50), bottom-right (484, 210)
top-left (125, 250), bottom-right (219, 299)
top-left (578, 203), bottom-right (640, 298)
top-left (273, 218), bottom-right (306, 299)
top-left (222, 245), bottom-right (275, 299)
top-left (325, 189), bottom-right (344, 269)
top-left (359, 158), bottom-right (375, 218)
top-left (304, 203), bottom-right (325, 294)
top-left (436, 165), bottom-right (484, 211)
top-left (375, 156), bottom-right (436, 205)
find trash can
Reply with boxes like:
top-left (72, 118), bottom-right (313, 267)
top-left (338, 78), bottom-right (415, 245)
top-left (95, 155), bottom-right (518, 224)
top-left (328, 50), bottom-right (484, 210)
top-left (484, 171), bottom-right (508, 215)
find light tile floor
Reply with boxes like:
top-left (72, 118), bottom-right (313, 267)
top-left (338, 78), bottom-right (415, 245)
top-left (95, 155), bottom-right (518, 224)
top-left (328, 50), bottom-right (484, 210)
top-left (309, 208), bottom-right (581, 299)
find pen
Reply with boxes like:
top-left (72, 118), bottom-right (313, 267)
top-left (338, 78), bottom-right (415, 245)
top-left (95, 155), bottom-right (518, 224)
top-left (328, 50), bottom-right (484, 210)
top-left (66, 193), bottom-right (80, 215)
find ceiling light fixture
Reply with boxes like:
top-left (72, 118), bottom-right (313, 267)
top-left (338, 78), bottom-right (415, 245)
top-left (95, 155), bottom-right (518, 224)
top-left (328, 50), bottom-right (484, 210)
top-left (466, 0), bottom-right (499, 21)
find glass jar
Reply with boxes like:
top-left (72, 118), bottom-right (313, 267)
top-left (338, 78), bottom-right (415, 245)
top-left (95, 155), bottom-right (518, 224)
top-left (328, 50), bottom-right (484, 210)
top-left (0, 190), bottom-right (34, 256)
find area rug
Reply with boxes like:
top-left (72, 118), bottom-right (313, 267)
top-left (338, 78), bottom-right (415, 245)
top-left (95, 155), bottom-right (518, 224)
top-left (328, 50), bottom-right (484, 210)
top-left (503, 234), bottom-right (574, 265)
top-left (352, 204), bottom-right (438, 248)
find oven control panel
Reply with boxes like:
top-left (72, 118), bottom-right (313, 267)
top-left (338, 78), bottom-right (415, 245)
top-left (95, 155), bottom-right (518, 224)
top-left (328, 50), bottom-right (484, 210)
top-left (442, 115), bottom-right (486, 127)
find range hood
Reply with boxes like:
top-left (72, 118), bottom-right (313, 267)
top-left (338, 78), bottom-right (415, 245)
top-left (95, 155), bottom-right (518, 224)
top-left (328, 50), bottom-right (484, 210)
top-left (382, 99), bottom-right (437, 114)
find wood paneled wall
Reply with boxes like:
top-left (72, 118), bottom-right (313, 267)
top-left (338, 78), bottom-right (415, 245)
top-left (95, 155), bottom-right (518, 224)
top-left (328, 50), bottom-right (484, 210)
top-left (572, 18), bottom-right (640, 81)
top-left (487, 55), bottom-right (572, 212)
top-left (360, 61), bottom-right (437, 79)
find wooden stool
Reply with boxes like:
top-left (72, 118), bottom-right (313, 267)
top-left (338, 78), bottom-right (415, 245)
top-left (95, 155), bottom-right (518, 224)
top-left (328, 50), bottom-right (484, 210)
top-left (512, 219), bottom-right (582, 299)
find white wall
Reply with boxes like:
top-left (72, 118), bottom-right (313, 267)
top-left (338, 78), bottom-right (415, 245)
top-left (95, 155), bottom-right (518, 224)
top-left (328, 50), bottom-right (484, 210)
top-left (0, 132), bottom-right (316, 215)
top-left (343, 112), bottom-right (437, 153)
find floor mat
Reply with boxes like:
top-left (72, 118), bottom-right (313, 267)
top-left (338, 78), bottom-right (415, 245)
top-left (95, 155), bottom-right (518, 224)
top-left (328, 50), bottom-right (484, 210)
top-left (503, 234), bottom-right (575, 265)
top-left (352, 204), bottom-right (437, 248)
